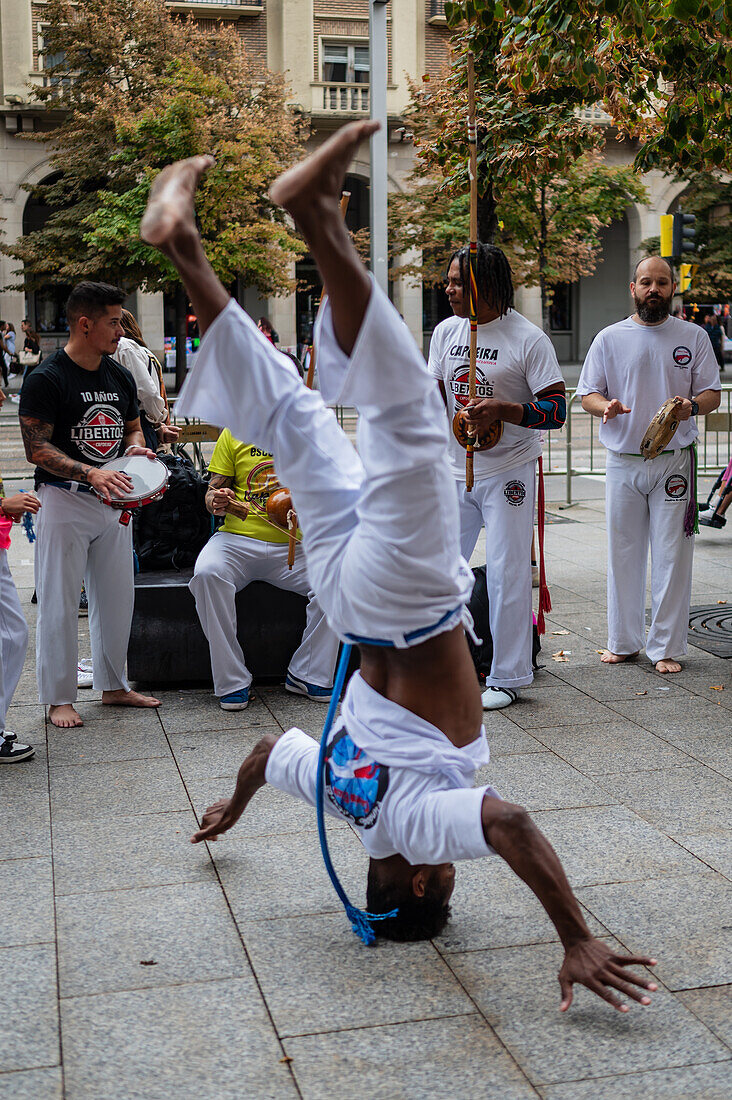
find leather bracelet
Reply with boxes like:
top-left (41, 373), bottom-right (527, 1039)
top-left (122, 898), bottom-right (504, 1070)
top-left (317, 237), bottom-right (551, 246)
top-left (690, 399), bottom-right (699, 418)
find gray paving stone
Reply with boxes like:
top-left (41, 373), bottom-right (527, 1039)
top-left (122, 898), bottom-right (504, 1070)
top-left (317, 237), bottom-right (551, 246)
top-left (0, 858), bottom-right (54, 948)
top-left (52, 810), bottom-right (215, 895)
top-left (607, 696), bottom-right (724, 735)
top-left (0, 944), bottom-right (59, 1073)
top-left (0, 1067), bottom-right (62, 1100)
top-left (477, 752), bottom-right (615, 811)
top-left (2, 703), bottom-right (45, 739)
top-left (241, 914), bottom-right (474, 1037)
top-left (158, 692), bottom-right (280, 734)
top-left (56, 881), bottom-right (248, 997)
top-left (677, 986), bottom-right (732, 1048)
top-left (285, 1014), bottom-right (537, 1099)
top-left (595, 765), bottom-right (731, 834)
top-left (60, 977), bottom-right (296, 1100)
top-left (577, 872), bottom-right (732, 990)
top-left (450, 939), bottom-right (727, 1086)
top-left (48, 713), bottom-right (169, 767)
top-left (481, 712), bottom-right (547, 756)
top-left (544, 663), bottom-right (687, 701)
top-left (186, 774), bottom-right (317, 837)
top-left (0, 785), bottom-right (50, 860)
top-left (538, 1062), bottom-right (732, 1099)
top-left (62, 701), bottom-right (163, 730)
top-left (528, 720), bottom-right (698, 774)
top-left (653, 731), bottom-right (732, 780)
top-left (169, 725), bottom-right (283, 781)
top-left (49, 757), bottom-right (190, 823)
top-left (437, 856), bottom-right (604, 954)
top-left (508, 691), bottom-right (619, 730)
top-left (671, 832), bottom-right (732, 878)
top-left (530, 806), bottom-right (708, 888)
top-left (217, 827), bottom-right (366, 921)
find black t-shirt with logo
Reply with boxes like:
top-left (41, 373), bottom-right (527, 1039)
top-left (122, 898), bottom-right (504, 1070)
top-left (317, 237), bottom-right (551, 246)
top-left (19, 349), bottom-right (139, 488)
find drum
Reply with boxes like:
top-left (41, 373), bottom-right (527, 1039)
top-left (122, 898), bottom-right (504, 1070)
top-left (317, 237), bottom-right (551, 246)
top-left (92, 455), bottom-right (169, 525)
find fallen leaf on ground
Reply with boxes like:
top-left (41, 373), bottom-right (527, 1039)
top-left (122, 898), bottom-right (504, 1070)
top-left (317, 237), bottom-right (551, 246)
top-left (551, 650), bottom-right (569, 662)
top-left (551, 630), bottom-right (570, 635)
top-left (635, 691), bottom-right (647, 696)
top-left (140, 959), bottom-right (157, 966)
top-left (280, 1057), bottom-right (293, 1064)
top-left (710, 684), bottom-right (725, 691)
top-left (595, 649), bottom-right (605, 655)
top-left (717, 600), bottom-right (727, 605)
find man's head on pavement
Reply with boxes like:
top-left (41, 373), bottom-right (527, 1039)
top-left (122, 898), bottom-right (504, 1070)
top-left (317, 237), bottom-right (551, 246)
top-left (445, 243), bottom-right (514, 323)
top-left (66, 281), bottom-right (126, 356)
top-left (366, 856), bottom-right (455, 941)
top-left (631, 257), bottom-right (676, 325)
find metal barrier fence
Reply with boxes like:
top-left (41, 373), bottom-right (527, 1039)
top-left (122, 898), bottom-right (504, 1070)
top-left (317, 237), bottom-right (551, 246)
top-left (545, 384), bottom-right (732, 505)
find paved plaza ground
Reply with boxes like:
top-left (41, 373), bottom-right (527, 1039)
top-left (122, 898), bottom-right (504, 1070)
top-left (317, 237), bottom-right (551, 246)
top-left (1, 390), bottom-right (731, 1098)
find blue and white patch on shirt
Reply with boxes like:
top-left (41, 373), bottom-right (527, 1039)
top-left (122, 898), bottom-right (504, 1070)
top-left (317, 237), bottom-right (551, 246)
top-left (325, 730), bottom-right (389, 830)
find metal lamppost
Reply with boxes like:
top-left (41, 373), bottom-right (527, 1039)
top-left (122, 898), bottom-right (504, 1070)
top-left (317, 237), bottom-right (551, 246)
top-left (369, 0), bottom-right (389, 295)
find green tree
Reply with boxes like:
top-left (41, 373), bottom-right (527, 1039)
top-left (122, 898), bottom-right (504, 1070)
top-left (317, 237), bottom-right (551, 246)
top-left (3, 0), bottom-right (305, 385)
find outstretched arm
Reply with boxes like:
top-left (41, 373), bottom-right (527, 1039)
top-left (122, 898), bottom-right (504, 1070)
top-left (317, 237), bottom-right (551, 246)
top-left (481, 795), bottom-right (657, 1013)
top-left (581, 392), bottom-right (631, 423)
top-left (190, 733), bottom-right (278, 843)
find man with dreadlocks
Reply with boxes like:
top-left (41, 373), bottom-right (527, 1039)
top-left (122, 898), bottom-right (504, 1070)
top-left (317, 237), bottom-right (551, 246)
top-left (140, 122), bottom-right (659, 1012)
top-left (428, 245), bottom-right (566, 709)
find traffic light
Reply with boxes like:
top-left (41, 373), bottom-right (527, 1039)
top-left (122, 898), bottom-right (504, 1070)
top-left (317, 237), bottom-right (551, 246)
top-left (679, 263), bottom-right (693, 293)
top-left (660, 214), bottom-right (673, 260)
top-left (673, 211), bottom-right (696, 261)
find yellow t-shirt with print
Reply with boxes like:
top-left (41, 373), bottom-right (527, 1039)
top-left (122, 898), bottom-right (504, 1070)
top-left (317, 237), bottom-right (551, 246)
top-left (207, 429), bottom-right (291, 543)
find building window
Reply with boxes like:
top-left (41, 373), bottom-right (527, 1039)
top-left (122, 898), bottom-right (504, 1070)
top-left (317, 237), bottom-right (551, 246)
top-left (549, 283), bottom-right (572, 332)
top-left (322, 41), bottom-right (369, 85)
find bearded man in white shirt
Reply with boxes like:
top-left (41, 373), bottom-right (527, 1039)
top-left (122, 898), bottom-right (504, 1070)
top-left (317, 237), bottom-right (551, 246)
top-left (576, 256), bottom-right (720, 673)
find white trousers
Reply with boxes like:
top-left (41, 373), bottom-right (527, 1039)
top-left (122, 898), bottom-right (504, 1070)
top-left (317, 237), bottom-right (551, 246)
top-left (0, 550), bottom-right (29, 732)
top-left (35, 485), bottom-right (133, 704)
top-left (457, 460), bottom-right (536, 689)
top-left (606, 450), bottom-right (694, 663)
top-left (176, 281), bottom-right (473, 647)
top-left (190, 531), bottom-right (339, 696)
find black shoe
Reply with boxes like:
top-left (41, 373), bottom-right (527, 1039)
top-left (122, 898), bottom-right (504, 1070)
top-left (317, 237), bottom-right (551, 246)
top-left (698, 508), bottom-right (727, 529)
top-left (31, 590), bottom-right (37, 604)
top-left (0, 733), bottom-right (35, 763)
top-left (79, 585), bottom-right (88, 615)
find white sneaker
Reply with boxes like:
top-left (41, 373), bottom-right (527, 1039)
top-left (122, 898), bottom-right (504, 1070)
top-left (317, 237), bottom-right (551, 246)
top-left (481, 686), bottom-right (518, 710)
top-left (77, 660), bottom-right (94, 688)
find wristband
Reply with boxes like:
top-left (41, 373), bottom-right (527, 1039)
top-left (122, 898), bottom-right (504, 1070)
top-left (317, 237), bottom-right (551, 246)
top-left (690, 400), bottom-right (699, 418)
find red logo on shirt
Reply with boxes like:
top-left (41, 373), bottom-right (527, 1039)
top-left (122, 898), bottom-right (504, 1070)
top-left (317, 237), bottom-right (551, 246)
top-left (70, 404), bottom-right (124, 461)
top-left (673, 345), bottom-right (692, 367)
top-left (451, 366), bottom-right (493, 407)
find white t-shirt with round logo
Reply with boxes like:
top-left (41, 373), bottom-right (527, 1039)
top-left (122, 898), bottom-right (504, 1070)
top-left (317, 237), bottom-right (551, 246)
top-left (576, 316), bottom-right (721, 454)
top-left (427, 311), bottom-right (564, 480)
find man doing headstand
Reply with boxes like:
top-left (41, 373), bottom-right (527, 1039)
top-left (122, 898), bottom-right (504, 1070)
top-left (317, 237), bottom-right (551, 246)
top-left (140, 122), bottom-right (658, 1014)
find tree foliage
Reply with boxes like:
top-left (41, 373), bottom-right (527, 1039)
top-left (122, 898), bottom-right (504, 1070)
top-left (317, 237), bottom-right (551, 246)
top-left (3, 0), bottom-right (305, 295)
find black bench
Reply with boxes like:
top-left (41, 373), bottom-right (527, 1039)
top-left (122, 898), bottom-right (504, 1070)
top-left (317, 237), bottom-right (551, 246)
top-left (127, 568), bottom-right (307, 685)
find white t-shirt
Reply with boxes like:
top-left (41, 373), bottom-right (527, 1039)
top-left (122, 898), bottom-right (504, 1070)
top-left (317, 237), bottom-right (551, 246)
top-left (576, 316), bottom-right (721, 454)
top-left (427, 311), bottom-right (564, 480)
top-left (265, 672), bottom-right (497, 865)
top-left (114, 337), bottom-right (167, 425)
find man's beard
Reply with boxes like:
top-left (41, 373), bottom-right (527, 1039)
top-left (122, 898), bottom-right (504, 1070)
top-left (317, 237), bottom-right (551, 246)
top-left (634, 292), bottom-right (672, 323)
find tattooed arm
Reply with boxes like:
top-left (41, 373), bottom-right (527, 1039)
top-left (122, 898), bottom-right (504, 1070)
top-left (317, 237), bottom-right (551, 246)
top-left (19, 416), bottom-right (134, 502)
top-left (205, 473), bottom-right (249, 521)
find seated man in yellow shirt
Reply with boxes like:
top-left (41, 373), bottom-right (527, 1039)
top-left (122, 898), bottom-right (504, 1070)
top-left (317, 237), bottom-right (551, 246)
top-left (191, 429), bottom-right (339, 710)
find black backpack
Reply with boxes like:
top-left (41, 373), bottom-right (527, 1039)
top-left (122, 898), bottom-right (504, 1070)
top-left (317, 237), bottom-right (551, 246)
top-left (133, 452), bottom-right (212, 571)
top-left (466, 566), bottom-right (541, 681)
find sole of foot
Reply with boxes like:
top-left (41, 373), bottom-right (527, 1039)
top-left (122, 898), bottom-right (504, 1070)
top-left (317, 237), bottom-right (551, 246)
top-left (49, 705), bottom-right (83, 728)
top-left (269, 120), bottom-right (379, 218)
top-left (601, 650), bottom-right (639, 664)
top-left (140, 155), bottom-right (215, 248)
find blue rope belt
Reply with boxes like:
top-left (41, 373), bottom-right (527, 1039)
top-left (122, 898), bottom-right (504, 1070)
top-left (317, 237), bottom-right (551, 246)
top-left (315, 642), bottom-right (398, 945)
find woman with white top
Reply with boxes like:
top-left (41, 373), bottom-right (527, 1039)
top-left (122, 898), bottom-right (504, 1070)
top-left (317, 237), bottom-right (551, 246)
top-left (115, 310), bottom-right (179, 450)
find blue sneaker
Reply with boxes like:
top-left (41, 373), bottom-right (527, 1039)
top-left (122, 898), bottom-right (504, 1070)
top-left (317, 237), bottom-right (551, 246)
top-left (219, 688), bottom-right (250, 711)
top-left (285, 673), bottom-right (333, 703)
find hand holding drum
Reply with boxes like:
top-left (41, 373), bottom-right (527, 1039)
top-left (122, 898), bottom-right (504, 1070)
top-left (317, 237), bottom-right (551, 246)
top-left (639, 397), bottom-right (684, 461)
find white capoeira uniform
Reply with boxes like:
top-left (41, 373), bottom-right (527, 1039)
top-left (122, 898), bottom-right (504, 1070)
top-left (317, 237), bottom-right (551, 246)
top-left (427, 311), bottom-right (563, 689)
top-left (0, 538), bottom-right (29, 733)
top-left (577, 316), bottom-right (721, 662)
top-left (177, 281), bottom-right (500, 862)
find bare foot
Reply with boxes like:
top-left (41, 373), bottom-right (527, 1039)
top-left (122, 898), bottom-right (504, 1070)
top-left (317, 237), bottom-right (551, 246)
top-left (140, 155), bottom-right (215, 250)
top-left (655, 658), bottom-right (682, 674)
top-left (269, 120), bottom-right (379, 222)
top-left (49, 704), bottom-right (83, 728)
top-left (102, 689), bottom-right (160, 708)
top-left (601, 650), bottom-right (639, 664)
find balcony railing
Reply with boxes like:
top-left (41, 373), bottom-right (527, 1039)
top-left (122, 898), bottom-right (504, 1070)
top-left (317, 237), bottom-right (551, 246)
top-left (315, 82), bottom-right (370, 115)
top-left (166, 0), bottom-right (263, 15)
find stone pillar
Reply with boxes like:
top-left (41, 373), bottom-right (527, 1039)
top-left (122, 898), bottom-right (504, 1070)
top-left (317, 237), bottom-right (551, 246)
top-left (135, 290), bottom-right (165, 362)
top-left (515, 283), bottom-right (543, 328)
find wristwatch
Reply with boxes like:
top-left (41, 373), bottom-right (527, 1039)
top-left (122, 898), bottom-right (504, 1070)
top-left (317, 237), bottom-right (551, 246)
top-left (690, 399), bottom-right (699, 418)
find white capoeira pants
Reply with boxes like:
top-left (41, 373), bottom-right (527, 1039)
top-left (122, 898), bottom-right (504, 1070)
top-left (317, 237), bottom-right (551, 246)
top-left (190, 531), bottom-right (339, 696)
top-left (457, 460), bottom-right (536, 689)
top-left (176, 280), bottom-right (473, 646)
top-left (606, 449), bottom-right (694, 663)
top-left (0, 550), bottom-right (29, 732)
top-left (35, 485), bottom-right (133, 704)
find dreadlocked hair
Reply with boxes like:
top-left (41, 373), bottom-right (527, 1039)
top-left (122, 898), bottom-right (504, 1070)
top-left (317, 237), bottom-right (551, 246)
top-left (448, 242), bottom-right (514, 318)
top-left (366, 865), bottom-right (452, 942)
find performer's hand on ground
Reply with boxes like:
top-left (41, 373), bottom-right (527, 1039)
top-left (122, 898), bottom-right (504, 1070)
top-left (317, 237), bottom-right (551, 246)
top-left (2, 492), bottom-right (41, 518)
top-left (465, 397), bottom-right (503, 430)
top-left (125, 445), bottom-right (158, 460)
top-left (671, 396), bottom-right (693, 421)
top-left (602, 399), bottom-right (631, 423)
top-left (191, 798), bottom-right (237, 843)
top-left (87, 466), bottom-right (134, 501)
top-left (558, 937), bottom-right (657, 1013)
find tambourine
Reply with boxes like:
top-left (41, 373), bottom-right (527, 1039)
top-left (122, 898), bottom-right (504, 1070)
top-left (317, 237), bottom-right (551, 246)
top-left (92, 454), bottom-right (169, 525)
top-left (639, 397), bottom-right (683, 461)
top-left (452, 409), bottom-right (503, 452)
